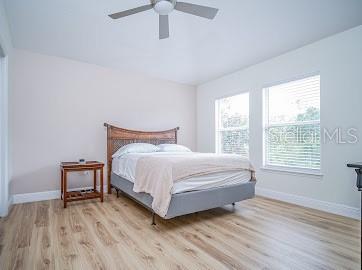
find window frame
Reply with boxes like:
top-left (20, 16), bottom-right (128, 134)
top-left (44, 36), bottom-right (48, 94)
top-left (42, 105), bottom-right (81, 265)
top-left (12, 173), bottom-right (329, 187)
top-left (215, 92), bottom-right (250, 158)
top-left (262, 74), bottom-right (322, 175)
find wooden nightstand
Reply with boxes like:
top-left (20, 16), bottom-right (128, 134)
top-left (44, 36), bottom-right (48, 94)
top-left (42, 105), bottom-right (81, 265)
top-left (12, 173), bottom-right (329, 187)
top-left (60, 161), bottom-right (104, 208)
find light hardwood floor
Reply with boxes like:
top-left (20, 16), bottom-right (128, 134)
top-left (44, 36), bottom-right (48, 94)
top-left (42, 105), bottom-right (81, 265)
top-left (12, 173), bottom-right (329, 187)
top-left (0, 193), bottom-right (360, 270)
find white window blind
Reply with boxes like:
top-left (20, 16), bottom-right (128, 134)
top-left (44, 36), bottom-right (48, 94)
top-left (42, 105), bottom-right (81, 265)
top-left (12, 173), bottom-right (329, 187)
top-left (264, 75), bottom-right (321, 171)
top-left (215, 93), bottom-right (249, 157)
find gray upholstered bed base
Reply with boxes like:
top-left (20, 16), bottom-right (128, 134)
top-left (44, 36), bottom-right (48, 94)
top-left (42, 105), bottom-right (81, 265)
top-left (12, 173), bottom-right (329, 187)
top-left (111, 173), bottom-right (256, 220)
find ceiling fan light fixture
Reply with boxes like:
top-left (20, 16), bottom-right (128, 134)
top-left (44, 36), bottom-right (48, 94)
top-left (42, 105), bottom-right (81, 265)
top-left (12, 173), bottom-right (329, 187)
top-left (108, 0), bottom-right (219, 39)
top-left (153, 0), bottom-right (176, 15)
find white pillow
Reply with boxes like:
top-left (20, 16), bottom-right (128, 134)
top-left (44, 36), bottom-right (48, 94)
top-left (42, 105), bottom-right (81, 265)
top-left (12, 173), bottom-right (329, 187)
top-left (157, 144), bottom-right (192, 153)
top-left (112, 143), bottom-right (158, 158)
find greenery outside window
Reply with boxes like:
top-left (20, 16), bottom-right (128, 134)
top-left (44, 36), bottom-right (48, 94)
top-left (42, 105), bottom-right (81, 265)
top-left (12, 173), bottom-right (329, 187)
top-left (215, 93), bottom-right (249, 158)
top-left (263, 75), bottom-right (321, 173)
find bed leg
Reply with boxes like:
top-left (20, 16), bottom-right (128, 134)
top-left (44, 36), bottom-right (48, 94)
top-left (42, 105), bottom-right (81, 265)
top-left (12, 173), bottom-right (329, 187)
top-left (116, 189), bottom-right (119, 198)
top-left (151, 213), bottom-right (156, 226)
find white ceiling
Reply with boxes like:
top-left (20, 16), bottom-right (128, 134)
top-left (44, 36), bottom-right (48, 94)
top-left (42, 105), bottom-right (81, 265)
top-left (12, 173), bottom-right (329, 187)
top-left (4, 0), bottom-right (362, 85)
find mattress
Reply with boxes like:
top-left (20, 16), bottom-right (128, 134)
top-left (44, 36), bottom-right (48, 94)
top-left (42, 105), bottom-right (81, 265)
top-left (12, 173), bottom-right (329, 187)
top-left (112, 152), bottom-right (252, 194)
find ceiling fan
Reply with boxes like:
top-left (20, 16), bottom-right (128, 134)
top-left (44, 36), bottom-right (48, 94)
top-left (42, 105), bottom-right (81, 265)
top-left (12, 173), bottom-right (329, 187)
top-left (108, 0), bottom-right (219, 39)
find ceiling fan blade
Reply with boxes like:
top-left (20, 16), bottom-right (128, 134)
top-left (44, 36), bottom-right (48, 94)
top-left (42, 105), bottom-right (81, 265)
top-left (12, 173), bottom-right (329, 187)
top-left (159, 15), bottom-right (170, 39)
top-left (109, 4), bottom-right (153, 19)
top-left (175, 2), bottom-right (218, 19)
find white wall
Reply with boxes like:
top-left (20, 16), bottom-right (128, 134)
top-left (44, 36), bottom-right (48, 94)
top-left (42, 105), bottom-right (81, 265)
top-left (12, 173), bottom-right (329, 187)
top-left (197, 26), bottom-right (362, 210)
top-left (10, 49), bottom-right (196, 195)
top-left (0, 0), bottom-right (12, 217)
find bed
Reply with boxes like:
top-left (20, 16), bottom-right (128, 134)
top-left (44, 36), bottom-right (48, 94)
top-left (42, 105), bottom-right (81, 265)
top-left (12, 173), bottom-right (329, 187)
top-left (104, 123), bottom-right (256, 224)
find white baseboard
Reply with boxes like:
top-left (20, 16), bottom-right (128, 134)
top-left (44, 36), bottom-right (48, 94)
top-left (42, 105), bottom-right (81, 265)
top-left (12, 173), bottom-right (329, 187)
top-left (256, 187), bottom-right (361, 220)
top-left (12, 185), bottom-right (108, 204)
top-left (11, 185), bottom-right (361, 220)
top-left (13, 190), bottom-right (60, 204)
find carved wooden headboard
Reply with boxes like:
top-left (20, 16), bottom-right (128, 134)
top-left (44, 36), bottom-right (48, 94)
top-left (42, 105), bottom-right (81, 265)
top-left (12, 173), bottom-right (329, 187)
top-left (104, 123), bottom-right (180, 194)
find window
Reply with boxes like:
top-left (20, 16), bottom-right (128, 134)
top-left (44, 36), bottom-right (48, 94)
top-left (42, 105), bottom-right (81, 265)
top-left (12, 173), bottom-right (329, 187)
top-left (215, 93), bottom-right (249, 157)
top-left (263, 75), bottom-right (321, 172)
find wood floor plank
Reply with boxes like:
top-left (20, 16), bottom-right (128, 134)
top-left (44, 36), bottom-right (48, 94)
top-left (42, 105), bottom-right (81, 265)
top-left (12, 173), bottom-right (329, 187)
top-left (213, 208), bottom-right (359, 269)
top-left (97, 200), bottom-right (193, 269)
top-left (73, 202), bottom-right (132, 270)
top-left (0, 193), bottom-right (360, 270)
top-left (28, 226), bottom-right (54, 270)
top-left (202, 209), bottom-right (335, 270)
top-left (236, 202), bottom-right (361, 261)
top-left (189, 213), bottom-right (311, 270)
top-left (0, 218), bottom-right (4, 256)
top-left (35, 201), bottom-right (50, 228)
top-left (100, 200), bottom-right (227, 270)
top-left (167, 215), bottom-right (266, 269)
top-left (49, 199), bottom-right (83, 270)
top-left (252, 198), bottom-right (360, 238)
top-left (15, 203), bottom-right (36, 248)
top-left (0, 206), bottom-right (22, 269)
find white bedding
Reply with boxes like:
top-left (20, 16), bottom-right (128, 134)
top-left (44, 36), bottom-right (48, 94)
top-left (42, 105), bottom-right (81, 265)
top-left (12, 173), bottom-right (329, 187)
top-left (112, 152), bottom-right (251, 194)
